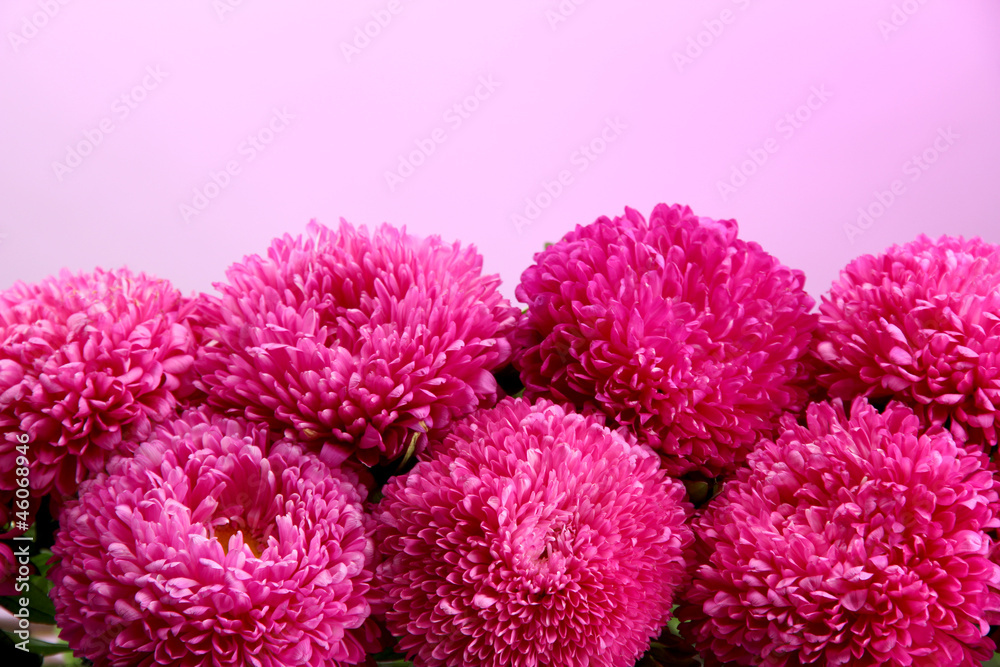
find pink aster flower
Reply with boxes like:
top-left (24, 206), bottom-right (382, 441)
top-left (514, 204), bottom-right (817, 478)
top-left (0, 542), bottom-right (14, 596)
top-left (0, 268), bottom-right (198, 504)
top-left (49, 410), bottom-right (381, 667)
top-left (680, 398), bottom-right (1000, 667)
top-left (196, 219), bottom-right (519, 466)
top-left (374, 397), bottom-right (693, 667)
top-left (175, 291), bottom-right (224, 410)
top-left (813, 234), bottom-right (1000, 449)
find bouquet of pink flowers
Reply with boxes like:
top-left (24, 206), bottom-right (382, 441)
top-left (3, 204), bottom-right (1000, 667)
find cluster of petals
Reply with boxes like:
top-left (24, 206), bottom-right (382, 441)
top-left (0, 267), bottom-right (198, 510)
top-left (514, 203), bottom-right (816, 477)
top-left (196, 219), bottom-right (519, 466)
top-left (373, 397), bottom-right (692, 667)
top-left (680, 398), bottom-right (1000, 667)
top-left (0, 542), bottom-right (14, 595)
top-left (49, 410), bottom-right (380, 666)
top-left (812, 234), bottom-right (1000, 449)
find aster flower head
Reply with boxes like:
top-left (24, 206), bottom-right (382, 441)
top-left (196, 219), bottom-right (519, 466)
top-left (49, 410), bottom-right (380, 667)
top-left (0, 268), bottom-right (198, 502)
top-left (813, 234), bottom-right (1000, 448)
top-left (175, 291), bottom-right (225, 409)
top-left (374, 397), bottom-right (692, 667)
top-left (514, 203), bottom-right (817, 477)
top-left (0, 542), bottom-right (14, 595)
top-left (680, 398), bottom-right (1000, 667)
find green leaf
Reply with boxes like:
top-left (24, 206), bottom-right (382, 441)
top-left (982, 653), bottom-right (1000, 667)
top-left (0, 578), bottom-right (57, 626)
top-left (1, 631), bottom-right (72, 655)
top-left (0, 597), bottom-right (21, 618)
top-left (29, 550), bottom-right (53, 581)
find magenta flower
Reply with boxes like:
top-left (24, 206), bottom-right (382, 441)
top-left (0, 542), bottom-right (14, 596)
top-left (813, 234), bottom-right (1000, 449)
top-left (374, 397), bottom-right (693, 667)
top-left (0, 268), bottom-right (198, 503)
top-left (514, 204), bottom-right (817, 478)
top-left (49, 410), bottom-right (381, 667)
top-left (175, 291), bottom-right (224, 410)
top-left (196, 219), bottom-right (519, 466)
top-left (680, 399), bottom-right (1000, 667)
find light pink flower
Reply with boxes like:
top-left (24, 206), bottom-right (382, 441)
top-left (196, 219), bottom-right (519, 466)
top-left (374, 397), bottom-right (693, 667)
top-left (813, 234), bottom-right (1000, 449)
top-left (681, 398), bottom-right (1000, 667)
top-left (0, 268), bottom-right (198, 502)
top-left (514, 204), bottom-right (816, 477)
top-left (50, 410), bottom-right (381, 667)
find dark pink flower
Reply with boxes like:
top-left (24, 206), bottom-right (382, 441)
top-left (175, 292), bottom-right (223, 410)
top-left (196, 219), bottom-right (519, 466)
top-left (813, 234), bottom-right (1000, 449)
top-left (0, 268), bottom-right (198, 502)
top-left (514, 204), bottom-right (817, 477)
top-left (680, 399), bottom-right (1000, 667)
top-left (50, 410), bottom-right (380, 667)
top-left (0, 542), bottom-right (14, 597)
top-left (374, 397), bottom-right (693, 667)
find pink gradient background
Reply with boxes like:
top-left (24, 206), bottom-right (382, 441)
top-left (1, 0), bottom-right (998, 305)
